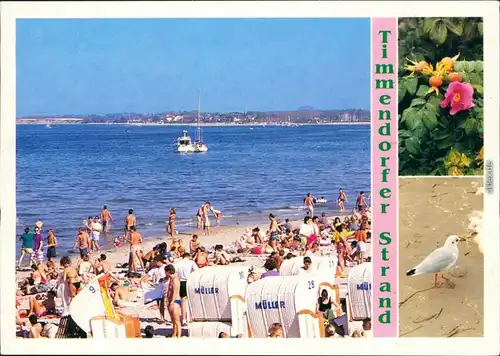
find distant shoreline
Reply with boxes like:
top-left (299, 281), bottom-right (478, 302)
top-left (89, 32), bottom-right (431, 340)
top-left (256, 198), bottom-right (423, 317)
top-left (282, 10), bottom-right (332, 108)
top-left (17, 122), bottom-right (370, 127)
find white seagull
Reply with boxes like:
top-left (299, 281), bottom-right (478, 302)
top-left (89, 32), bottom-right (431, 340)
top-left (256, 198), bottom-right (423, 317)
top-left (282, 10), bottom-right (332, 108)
top-left (406, 235), bottom-right (463, 287)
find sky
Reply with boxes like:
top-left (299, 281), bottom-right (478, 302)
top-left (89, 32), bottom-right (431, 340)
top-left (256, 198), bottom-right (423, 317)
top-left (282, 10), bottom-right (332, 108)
top-left (16, 18), bottom-right (370, 116)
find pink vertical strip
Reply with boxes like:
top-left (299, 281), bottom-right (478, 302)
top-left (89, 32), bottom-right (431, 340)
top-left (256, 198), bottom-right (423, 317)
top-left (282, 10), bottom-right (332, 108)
top-left (371, 18), bottom-right (398, 338)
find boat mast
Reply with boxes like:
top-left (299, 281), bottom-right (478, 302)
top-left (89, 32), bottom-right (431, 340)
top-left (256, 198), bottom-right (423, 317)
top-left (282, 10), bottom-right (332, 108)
top-left (197, 91), bottom-right (201, 142)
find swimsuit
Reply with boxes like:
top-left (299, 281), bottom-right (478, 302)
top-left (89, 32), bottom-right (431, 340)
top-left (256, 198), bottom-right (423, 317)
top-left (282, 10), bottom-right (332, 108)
top-left (270, 231), bottom-right (279, 241)
top-left (47, 246), bottom-right (57, 259)
top-left (79, 247), bottom-right (88, 258)
top-left (196, 260), bottom-right (208, 268)
top-left (174, 299), bottom-right (182, 306)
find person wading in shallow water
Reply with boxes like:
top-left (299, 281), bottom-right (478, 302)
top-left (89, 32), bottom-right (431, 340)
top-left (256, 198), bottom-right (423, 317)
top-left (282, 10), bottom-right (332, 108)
top-left (100, 205), bottom-right (115, 233)
top-left (167, 208), bottom-right (176, 240)
top-left (304, 193), bottom-right (315, 217)
top-left (125, 209), bottom-right (136, 234)
top-left (337, 188), bottom-right (348, 212)
top-left (355, 191), bottom-right (367, 213)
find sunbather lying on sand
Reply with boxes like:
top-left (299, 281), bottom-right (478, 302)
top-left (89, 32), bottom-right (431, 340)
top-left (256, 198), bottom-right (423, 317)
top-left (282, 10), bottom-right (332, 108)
top-left (28, 290), bottom-right (57, 317)
top-left (214, 245), bottom-right (232, 265)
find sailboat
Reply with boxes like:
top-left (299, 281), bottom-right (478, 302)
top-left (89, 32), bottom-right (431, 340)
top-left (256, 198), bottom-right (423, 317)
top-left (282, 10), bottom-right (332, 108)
top-left (45, 120), bottom-right (52, 128)
top-left (174, 92), bottom-right (208, 153)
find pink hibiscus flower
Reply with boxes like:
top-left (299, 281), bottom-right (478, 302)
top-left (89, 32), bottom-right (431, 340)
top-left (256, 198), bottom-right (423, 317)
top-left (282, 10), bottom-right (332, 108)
top-left (440, 81), bottom-right (475, 115)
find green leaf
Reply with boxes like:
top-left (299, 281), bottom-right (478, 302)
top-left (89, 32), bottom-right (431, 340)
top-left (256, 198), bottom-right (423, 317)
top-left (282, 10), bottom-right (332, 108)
top-left (410, 98), bottom-right (427, 108)
top-left (405, 137), bottom-right (422, 156)
top-left (464, 118), bottom-right (476, 135)
top-left (405, 77), bottom-right (419, 95)
top-left (436, 136), bottom-right (455, 150)
top-left (427, 95), bottom-right (441, 109)
top-left (434, 131), bottom-right (451, 140)
top-left (454, 61), bottom-right (465, 72)
top-left (430, 21), bottom-right (448, 45)
top-left (412, 121), bottom-right (428, 139)
top-left (421, 109), bottom-right (438, 131)
top-left (443, 18), bottom-right (464, 36)
top-left (398, 130), bottom-right (412, 138)
top-left (402, 107), bottom-right (420, 131)
top-left (468, 72), bottom-right (483, 86)
top-left (398, 83), bottom-right (407, 103)
top-left (472, 84), bottom-right (484, 94)
top-left (416, 85), bottom-right (430, 97)
top-left (473, 61), bottom-right (483, 73)
top-left (423, 18), bottom-right (439, 33)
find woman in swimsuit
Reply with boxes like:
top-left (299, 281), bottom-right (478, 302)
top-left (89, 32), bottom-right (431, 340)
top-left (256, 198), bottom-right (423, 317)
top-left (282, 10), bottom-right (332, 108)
top-left (168, 208), bottom-right (176, 240)
top-left (61, 256), bottom-right (80, 298)
top-left (194, 247), bottom-right (209, 268)
top-left (337, 189), bottom-right (347, 212)
top-left (196, 206), bottom-right (203, 229)
top-left (267, 214), bottom-right (279, 253)
top-left (316, 289), bottom-right (341, 324)
top-left (164, 264), bottom-right (182, 337)
top-left (29, 290), bottom-right (57, 317)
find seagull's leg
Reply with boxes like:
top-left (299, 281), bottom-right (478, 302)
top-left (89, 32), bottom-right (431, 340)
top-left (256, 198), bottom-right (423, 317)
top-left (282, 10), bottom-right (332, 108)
top-left (434, 273), bottom-right (438, 287)
top-left (440, 274), bottom-right (449, 281)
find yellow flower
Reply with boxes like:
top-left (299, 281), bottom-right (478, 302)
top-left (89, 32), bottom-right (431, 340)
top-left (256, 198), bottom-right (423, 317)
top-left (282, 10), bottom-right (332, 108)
top-left (476, 146), bottom-right (484, 166)
top-left (447, 166), bottom-right (463, 176)
top-left (458, 153), bottom-right (471, 168)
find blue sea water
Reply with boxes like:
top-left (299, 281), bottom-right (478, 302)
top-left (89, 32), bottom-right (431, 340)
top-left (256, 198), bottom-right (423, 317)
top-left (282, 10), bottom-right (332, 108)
top-left (16, 124), bottom-right (370, 252)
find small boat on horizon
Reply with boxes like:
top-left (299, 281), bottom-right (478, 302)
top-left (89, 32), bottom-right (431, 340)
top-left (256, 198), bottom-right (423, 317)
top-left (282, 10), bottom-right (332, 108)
top-left (174, 92), bottom-right (208, 153)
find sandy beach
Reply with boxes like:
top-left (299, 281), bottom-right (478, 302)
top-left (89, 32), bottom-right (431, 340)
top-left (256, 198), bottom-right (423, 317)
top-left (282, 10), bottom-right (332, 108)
top-left (15, 221), bottom-right (273, 336)
top-left (16, 211), bottom-right (366, 338)
top-left (398, 178), bottom-right (484, 338)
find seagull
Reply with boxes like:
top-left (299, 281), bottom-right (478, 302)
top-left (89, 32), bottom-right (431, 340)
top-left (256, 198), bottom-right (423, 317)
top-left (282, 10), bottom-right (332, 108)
top-left (406, 235), bottom-right (464, 287)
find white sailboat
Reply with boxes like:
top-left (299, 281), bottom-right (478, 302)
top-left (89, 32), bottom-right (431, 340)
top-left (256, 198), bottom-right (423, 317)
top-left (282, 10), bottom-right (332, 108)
top-left (174, 92), bottom-right (208, 153)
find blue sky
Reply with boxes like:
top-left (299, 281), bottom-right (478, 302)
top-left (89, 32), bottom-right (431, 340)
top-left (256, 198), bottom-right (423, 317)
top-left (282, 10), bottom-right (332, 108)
top-left (16, 18), bottom-right (370, 116)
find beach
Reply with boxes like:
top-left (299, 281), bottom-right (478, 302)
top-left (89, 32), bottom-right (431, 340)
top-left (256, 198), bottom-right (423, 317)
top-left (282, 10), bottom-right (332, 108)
top-left (398, 178), bottom-right (484, 337)
top-left (15, 209), bottom-right (370, 338)
top-left (15, 221), bottom-right (272, 337)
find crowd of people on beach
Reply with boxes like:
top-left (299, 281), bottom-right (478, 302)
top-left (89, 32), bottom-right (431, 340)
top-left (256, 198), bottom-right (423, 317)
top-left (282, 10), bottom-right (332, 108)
top-left (15, 190), bottom-right (371, 339)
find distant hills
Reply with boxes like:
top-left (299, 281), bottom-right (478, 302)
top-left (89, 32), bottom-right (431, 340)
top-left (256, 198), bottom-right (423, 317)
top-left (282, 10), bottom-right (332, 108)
top-left (17, 108), bottom-right (370, 124)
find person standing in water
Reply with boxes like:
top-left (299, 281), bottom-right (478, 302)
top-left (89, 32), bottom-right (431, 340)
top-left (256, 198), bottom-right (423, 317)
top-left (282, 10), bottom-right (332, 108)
top-left (46, 229), bottom-right (58, 263)
top-left (101, 205), bottom-right (115, 233)
top-left (18, 227), bottom-right (36, 268)
top-left (304, 193), bottom-right (315, 217)
top-left (355, 191), bottom-right (367, 213)
top-left (167, 208), bottom-right (176, 240)
top-left (33, 226), bottom-right (44, 264)
top-left (337, 188), bottom-right (348, 212)
top-left (91, 216), bottom-right (103, 253)
top-left (201, 202), bottom-right (215, 236)
top-left (125, 209), bottom-right (136, 241)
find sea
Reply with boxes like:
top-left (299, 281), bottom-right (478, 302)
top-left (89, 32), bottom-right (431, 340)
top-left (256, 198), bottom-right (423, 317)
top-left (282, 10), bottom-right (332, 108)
top-left (16, 124), bottom-right (370, 253)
